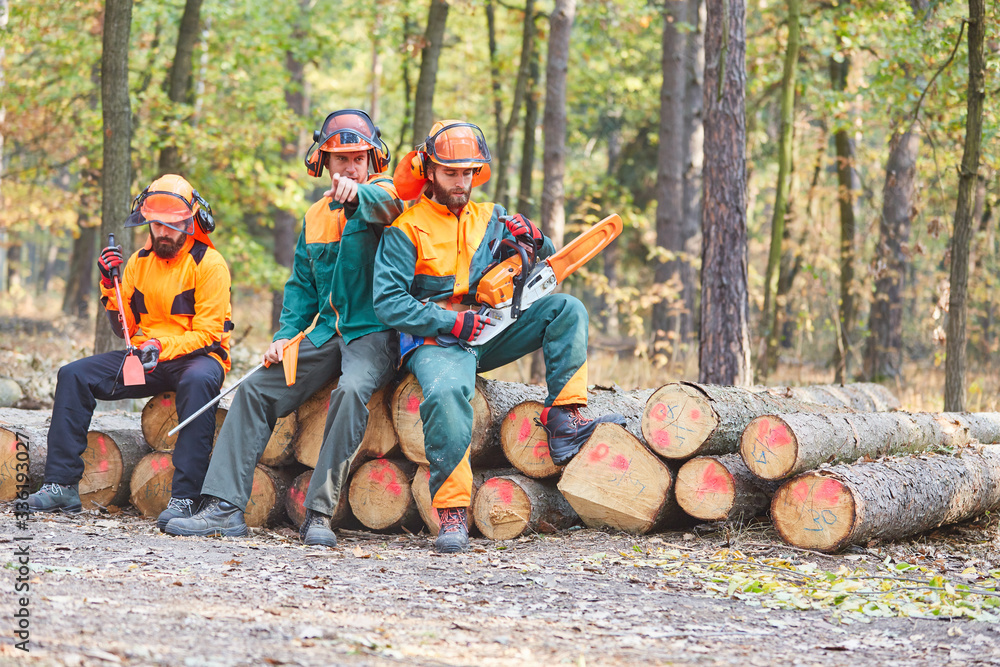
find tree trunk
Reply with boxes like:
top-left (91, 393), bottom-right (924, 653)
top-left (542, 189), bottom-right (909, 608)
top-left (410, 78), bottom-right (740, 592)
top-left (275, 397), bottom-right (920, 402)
top-left (641, 381), bottom-right (899, 460)
top-left (699, 0), bottom-right (751, 386)
top-left (500, 387), bottom-right (650, 479)
top-left (557, 423), bottom-right (687, 534)
top-left (285, 469), bottom-right (354, 529)
top-left (244, 464), bottom-right (295, 528)
top-left (830, 55), bottom-right (857, 383)
top-left (742, 410), bottom-right (1000, 481)
top-left (62, 219), bottom-right (97, 319)
top-left (675, 454), bottom-right (779, 521)
top-left (486, 0), bottom-right (503, 149)
top-left (680, 0), bottom-right (705, 343)
top-left (517, 36), bottom-right (541, 217)
top-left (95, 0), bottom-right (134, 356)
top-left (158, 0), bottom-right (203, 174)
top-left (651, 0), bottom-right (689, 353)
top-left (370, 8), bottom-right (382, 121)
top-left (411, 0), bottom-right (450, 144)
top-left (760, 0), bottom-right (800, 379)
top-left (493, 0), bottom-right (535, 207)
top-left (348, 458), bottom-right (421, 532)
top-left (357, 380), bottom-right (401, 459)
top-left (771, 446), bottom-right (1000, 552)
top-left (292, 381), bottom-right (337, 468)
top-left (130, 451), bottom-right (175, 518)
top-left (944, 0), bottom-right (986, 412)
top-left (473, 473), bottom-right (578, 540)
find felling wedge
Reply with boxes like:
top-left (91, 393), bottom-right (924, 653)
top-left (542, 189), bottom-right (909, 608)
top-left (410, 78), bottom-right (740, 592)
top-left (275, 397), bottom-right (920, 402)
top-left (463, 213), bottom-right (624, 347)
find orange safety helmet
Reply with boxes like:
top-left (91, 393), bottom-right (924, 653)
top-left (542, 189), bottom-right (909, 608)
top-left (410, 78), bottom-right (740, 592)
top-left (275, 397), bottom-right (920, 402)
top-left (393, 120), bottom-right (492, 200)
top-left (305, 109), bottom-right (391, 178)
top-left (126, 174), bottom-right (215, 241)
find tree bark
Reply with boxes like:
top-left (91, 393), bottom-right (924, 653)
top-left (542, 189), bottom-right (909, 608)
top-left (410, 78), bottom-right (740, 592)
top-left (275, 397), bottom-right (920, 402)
top-left (95, 0), bottom-right (134, 356)
top-left (158, 0), bottom-right (203, 174)
top-left (348, 458), bottom-right (421, 532)
top-left (641, 381), bottom-right (899, 460)
top-left (411, 0), bottom-right (450, 144)
top-left (557, 423), bottom-right (687, 534)
top-left (517, 34), bottom-right (541, 217)
top-left (493, 0), bottom-right (535, 208)
top-left (62, 218), bottom-right (97, 319)
top-left (771, 446), bottom-right (1000, 552)
top-left (472, 473), bottom-right (578, 540)
top-left (742, 410), bottom-right (1000, 481)
top-left (699, 0), bottom-right (751, 386)
top-left (944, 0), bottom-right (986, 412)
top-left (680, 0), bottom-right (705, 342)
top-left (651, 0), bottom-right (689, 352)
top-left (830, 54), bottom-right (857, 383)
top-left (539, 0), bottom-right (575, 251)
top-left (675, 454), bottom-right (779, 521)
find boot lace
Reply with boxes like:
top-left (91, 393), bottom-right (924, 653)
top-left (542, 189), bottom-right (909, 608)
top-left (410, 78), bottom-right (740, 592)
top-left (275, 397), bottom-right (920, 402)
top-left (438, 508), bottom-right (465, 534)
top-left (40, 483), bottom-right (70, 495)
top-left (166, 497), bottom-right (195, 512)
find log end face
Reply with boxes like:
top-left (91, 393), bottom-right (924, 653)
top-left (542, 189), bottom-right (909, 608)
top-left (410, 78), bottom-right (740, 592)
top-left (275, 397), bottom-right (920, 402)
top-left (244, 465), bottom-right (276, 528)
top-left (81, 430), bottom-right (124, 509)
top-left (771, 473), bottom-right (854, 552)
top-left (285, 470), bottom-right (311, 528)
top-left (141, 391), bottom-right (179, 452)
top-left (740, 415), bottom-right (797, 480)
top-left (675, 457), bottom-right (734, 521)
top-left (129, 451), bottom-right (175, 518)
top-left (349, 459), bottom-right (414, 531)
top-left (500, 401), bottom-right (560, 479)
top-left (642, 384), bottom-right (717, 459)
top-left (473, 476), bottom-right (530, 541)
top-left (392, 374), bottom-right (428, 465)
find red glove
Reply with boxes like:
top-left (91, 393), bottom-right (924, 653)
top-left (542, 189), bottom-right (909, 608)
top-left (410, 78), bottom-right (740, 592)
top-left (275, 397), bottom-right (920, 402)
top-left (504, 214), bottom-right (542, 246)
top-left (137, 339), bottom-right (162, 373)
top-left (98, 245), bottom-right (124, 288)
top-left (450, 311), bottom-right (492, 342)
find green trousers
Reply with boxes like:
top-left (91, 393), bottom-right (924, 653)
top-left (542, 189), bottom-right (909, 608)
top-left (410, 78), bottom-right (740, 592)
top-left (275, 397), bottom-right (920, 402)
top-left (408, 293), bottom-right (589, 508)
top-left (202, 330), bottom-right (397, 516)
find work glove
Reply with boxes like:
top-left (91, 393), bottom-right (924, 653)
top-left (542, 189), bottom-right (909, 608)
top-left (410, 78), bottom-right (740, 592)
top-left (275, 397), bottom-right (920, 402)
top-left (137, 339), bottom-right (162, 374)
top-left (504, 214), bottom-right (543, 247)
top-left (98, 245), bottom-right (125, 288)
top-left (450, 311), bottom-right (492, 343)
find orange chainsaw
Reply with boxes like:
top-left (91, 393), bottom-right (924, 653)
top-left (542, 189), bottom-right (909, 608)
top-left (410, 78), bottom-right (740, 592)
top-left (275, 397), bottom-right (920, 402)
top-left (448, 213), bottom-right (623, 347)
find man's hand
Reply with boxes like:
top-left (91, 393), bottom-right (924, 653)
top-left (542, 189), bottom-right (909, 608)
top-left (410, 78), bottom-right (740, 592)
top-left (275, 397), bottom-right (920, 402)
top-left (504, 214), bottom-right (543, 246)
top-left (324, 173), bottom-right (360, 204)
top-left (98, 245), bottom-right (125, 288)
top-left (263, 339), bottom-right (289, 366)
top-left (450, 311), bottom-right (492, 342)
top-left (137, 339), bottom-right (162, 374)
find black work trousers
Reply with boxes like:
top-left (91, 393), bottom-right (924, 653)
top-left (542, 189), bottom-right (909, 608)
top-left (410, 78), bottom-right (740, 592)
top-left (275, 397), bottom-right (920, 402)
top-left (45, 350), bottom-right (224, 500)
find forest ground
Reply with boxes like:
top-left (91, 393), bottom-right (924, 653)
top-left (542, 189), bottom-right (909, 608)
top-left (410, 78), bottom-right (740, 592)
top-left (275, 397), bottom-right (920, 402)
top-left (3, 306), bottom-right (1000, 665)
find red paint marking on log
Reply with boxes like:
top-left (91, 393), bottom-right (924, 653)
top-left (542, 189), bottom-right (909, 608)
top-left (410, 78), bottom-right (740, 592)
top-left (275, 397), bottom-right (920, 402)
top-left (99, 460), bottom-right (109, 473)
top-left (816, 479), bottom-right (843, 506)
top-left (756, 420), bottom-right (771, 439)
top-left (611, 455), bottom-right (629, 471)
top-left (508, 412), bottom-right (516, 421)
top-left (690, 409), bottom-right (701, 421)
top-left (497, 480), bottom-right (514, 504)
top-left (424, 469), bottom-right (431, 481)
top-left (792, 480), bottom-right (810, 504)
top-left (532, 441), bottom-right (550, 459)
top-left (518, 417), bottom-right (532, 443)
top-left (161, 398), bottom-right (172, 407)
top-left (765, 421), bottom-right (792, 449)
top-left (650, 403), bottom-right (666, 422)
top-left (407, 395), bottom-right (420, 413)
top-left (98, 436), bottom-right (107, 454)
top-left (589, 442), bottom-right (610, 462)
top-left (651, 429), bottom-right (672, 450)
top-left (324, 399), bottom-right (330, 412)
top-left (387, 482), bottom-right (402, 496)
top-left (696, 463), bottom-right (728, 500)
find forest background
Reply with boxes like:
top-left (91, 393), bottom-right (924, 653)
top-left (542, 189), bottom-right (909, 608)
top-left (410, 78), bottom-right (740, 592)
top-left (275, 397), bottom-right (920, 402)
top-left (1, 0), bottom-right (998, 412)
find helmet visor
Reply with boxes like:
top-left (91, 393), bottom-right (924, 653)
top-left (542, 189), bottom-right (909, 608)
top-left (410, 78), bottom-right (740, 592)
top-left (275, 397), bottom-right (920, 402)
top-left (317, 110), bottom-right (379, 153)
top-left (426, 123), bottom-right (491, 167)
top-left (125, 191), bottom-right (196, 235)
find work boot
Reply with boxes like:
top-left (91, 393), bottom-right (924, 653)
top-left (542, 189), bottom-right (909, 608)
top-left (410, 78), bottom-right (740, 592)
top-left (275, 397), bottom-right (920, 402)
top-left (299, 509), bottom-right (337, 547)
top-left (156, 497), bottom-right (199, 532)
top-left (27, 483), bottom-right (82, 514)
top-left (434, 507), bottom-right (469, 553)
top-left (539, 405), bottom-right (627, 466)
top-left (163, 496), bottom-right (248, 538)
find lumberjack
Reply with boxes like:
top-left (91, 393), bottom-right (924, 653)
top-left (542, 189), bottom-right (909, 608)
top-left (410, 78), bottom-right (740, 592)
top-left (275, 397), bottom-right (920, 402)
top-left (166, 109), bottom-right (404, 547)
top-left (373, 119), bottom-right (625, 553)
top-left (28, 175), bottom-right (233, 531)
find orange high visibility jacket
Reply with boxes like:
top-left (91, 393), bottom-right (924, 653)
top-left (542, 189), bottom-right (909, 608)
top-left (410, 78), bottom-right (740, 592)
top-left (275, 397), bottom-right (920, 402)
top-left (101, 235), bottom-right (233, 372)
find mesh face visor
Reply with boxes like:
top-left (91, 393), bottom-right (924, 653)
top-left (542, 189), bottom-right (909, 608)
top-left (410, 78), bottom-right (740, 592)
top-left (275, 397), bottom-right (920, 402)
top-left (125, 191), bottom-right (196, 235)
top-left (317, 110), bottom-right (380, 153)
top-left (425, 123), bottom-right (491, 167)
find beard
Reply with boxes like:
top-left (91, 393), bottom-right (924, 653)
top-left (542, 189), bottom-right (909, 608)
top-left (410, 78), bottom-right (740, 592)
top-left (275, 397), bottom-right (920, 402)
top-left (151, 234), bottom-right (185, 259)
top-left (430, 177), bottom-right (471, 210)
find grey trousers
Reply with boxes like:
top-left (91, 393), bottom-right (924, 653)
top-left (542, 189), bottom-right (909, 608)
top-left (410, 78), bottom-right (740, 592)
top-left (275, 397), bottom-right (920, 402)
top-left (201, 330), bottom-right (397, 516)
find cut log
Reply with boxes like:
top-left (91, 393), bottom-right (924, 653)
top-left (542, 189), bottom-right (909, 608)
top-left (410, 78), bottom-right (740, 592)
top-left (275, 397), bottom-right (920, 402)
top-left (284, 469), bottom-right (354, 529)
top-left (348, 458), bottom-right (421, 532)
top-left (140, 391), bottom-right (227, 452)
top-left (557, 423), bottom-right (687, 533)
top-left (675, 454), bottom-right (780, 521)
top-left (130, 451), bottom-right (175, 519)
top-left (472, 473), bottom-right (579, 540)
top-left (258, 413), bottom-right (298, 467)
top-left (0, 409), bottom-right (50, 500)
top-left (741, 411), bottom-right (1000, 481)
top-left (410, 465), bottom-right (503, 536)
top-left (641, 382), bottom-right (898, 460)
top-left (244, 464), bottom-right (296, 528)
top-left (771, 446), bottom-right (1000, 552)
top-left (81, 414), bottom-right (151, 508)
top-left (764, 383), bottom-right (900, 411)
top-left (358, 380), bottom-right (401, 459)
top-left (500, 386), bottom-right (647, 479)
top-left (292, 381), bottom-right (337, 468)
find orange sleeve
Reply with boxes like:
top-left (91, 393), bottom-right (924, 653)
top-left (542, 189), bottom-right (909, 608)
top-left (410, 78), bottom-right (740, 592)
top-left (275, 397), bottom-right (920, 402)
top-left (100, 256), bottom-right (140, 339)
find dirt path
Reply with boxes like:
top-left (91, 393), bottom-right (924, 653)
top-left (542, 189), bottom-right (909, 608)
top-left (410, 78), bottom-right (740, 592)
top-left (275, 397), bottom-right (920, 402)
top-left (3, 508), bottom-right (999, 666)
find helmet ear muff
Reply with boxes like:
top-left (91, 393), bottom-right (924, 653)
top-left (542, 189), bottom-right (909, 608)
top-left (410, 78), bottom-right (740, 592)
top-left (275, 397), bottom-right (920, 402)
top-left (410, 151), bottom-right (427, 180)
top-left (131, 185), bottom-right (150, 214)
top-left (305, 144), bottom-right (325, 178)
top-left (191, 189), bottom-right (215, 234)
top-left (369, 126), bottom-right (391, 173)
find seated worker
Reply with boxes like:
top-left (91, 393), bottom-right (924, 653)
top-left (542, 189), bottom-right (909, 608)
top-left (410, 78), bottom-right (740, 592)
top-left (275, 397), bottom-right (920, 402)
top-left (372, 120), bottom-right (624, 553)
top-left (166, 109), bottom-right (404, 546)
top-left (28, 175), bottom-right (233, 531)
